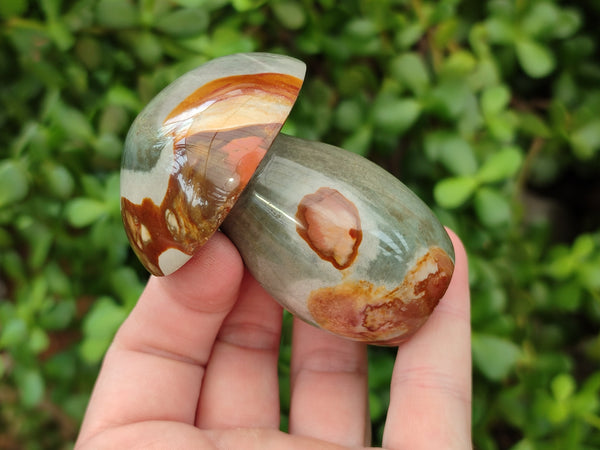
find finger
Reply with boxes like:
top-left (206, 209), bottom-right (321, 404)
top-left (288, 319), bottom-right (369, 447)
top-left (207, 427), bottom-right (352, 450)
top-left (383, 229), bottom-right (472, 449)
top-left (78, 421), bottom-right (349, 450)
top-left (76, 233), bottom-right (244, 446)
top-left (196, 270), bottom-right (283, 429)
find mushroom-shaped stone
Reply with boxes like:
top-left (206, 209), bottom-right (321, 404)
top-left (121, 52), bottom-right (455, 346)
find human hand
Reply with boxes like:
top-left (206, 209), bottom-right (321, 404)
top-left (75, 229), bottom-right (471, 449)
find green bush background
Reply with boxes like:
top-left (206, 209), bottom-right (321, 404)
top-left (1, 0), bottom-right (600, 448)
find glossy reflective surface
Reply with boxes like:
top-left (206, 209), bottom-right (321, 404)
top-left (120, 53), bottom-right (305, 275)
top-left (222, 135), bottom-right (454, 345)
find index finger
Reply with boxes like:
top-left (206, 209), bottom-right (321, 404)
top-left (383, 229), bottom-right (472, 449)
top-left (76, 232), bottom-right (244, 446)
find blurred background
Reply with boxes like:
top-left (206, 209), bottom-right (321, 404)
top-left (1, 0), bottom-right (599, 448)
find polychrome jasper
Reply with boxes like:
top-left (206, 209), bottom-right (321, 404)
top-left (121, 52), bottom-right (455, 345)
top-left (120, 53), bottom-right (305, 276)
top-left (221, 135), bottom-right (454, 345)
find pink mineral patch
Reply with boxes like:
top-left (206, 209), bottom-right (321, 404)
top-left (295, 187), bottom-right (362, 270)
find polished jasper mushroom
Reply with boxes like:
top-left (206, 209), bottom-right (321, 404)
top-left (120, 52), bottom-right (454, 346)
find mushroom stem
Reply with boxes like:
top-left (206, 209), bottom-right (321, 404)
top-left (221, 134), bottom-right (454, 345)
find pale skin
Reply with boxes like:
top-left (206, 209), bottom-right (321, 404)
top-left (76, 229), bottom-right (471, 449)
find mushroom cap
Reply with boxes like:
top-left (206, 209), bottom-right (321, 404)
top-left (120, 53), bottom-right (306, 276)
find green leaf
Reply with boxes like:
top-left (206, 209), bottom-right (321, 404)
top-left (232, 0), bottom-right (266, 12)
top-left (103, 173), bottom-right (122, 211)
top-left (0, 318), bottom-right (27, 347)
top-left (441, 50), bottom-right (477, 77)
top-left (339, 18), bottom-right (380, 56)
top-left (16, 368), bottom-right (45, 408)
top-left (207, 26), bottom-right (255, 57)
top-left (65, 198), bottom-right (108, 228)
top-left (434, 176), bottom-right (478, 209)
top-left (472, 333), bottom-right (521, 381)
top-left (516, 111), bottom-right (552, 138)
top-left (81, 175), bottom-right (105, 199)
top-left (486, 111), bottom-right (517, 142)
top-left (553, 9), bottom-right (582, 39)
top-left (94, 133), bottom-right (123, 160)
top-left (28, 327), bottom-right (49, 354)
top-left (0, 0), bottom-right (28, 18)
top-left (171, 0), bottom-right (207, 6)
top-left (472, 286), bottom-right (507, 322)
top-left (1, 251), bottom-right (25, 283)
top-left (335, 99), bottom-right (365, 132)
top-left (39, 0), bottom-right (60, 20)
top-left (481, 85), bottom-right (511, 117)
top-left (42, 163), bottom-right (75, 199)
top-left (372, 97), bottom-right (421, 135)
top-left (576, 373), bottom-right (600, 414)
top-left (572, 234), bottom-right (595, 260)
top-left (521, 2), bottom-right (560, 38)
top-left (62, 394), bottom-right (90, 422)
top-left (579, 261), bottom-right (600, 292)
top-left (522, 3), bottom-right (580, 40)
top-left (80, 297), bottom-right (128, 363)
top-left (82, 297), bottom-right (127, 340)
top-left (47, 20), bottom-right (75, 51)
top-left (25, 274), bottom-right (49, 311)
top-left (75, 36), bottom-right (103, 70)
top-left (345, 18), bottom-right (378, 41)
top-left (552, 373), bottom-right (576, 402)
top-left (389, 53), bottom-right (430, 95)
top-left (485, 16), bottom-right (515, 44)
top-left (110, 267), bottom-right (145, 309)
top-left (570, 119), bottom-right (600, 159)
top-left (476, 146), bottom-right (523, 183)
top-left (428, 79), bottom-right (470, 119)
top-left (515, 39), bottom-right (555, 78)
top-left (341, 124), bottom-right (373, 156)
top-left (395, 23), bottom-right (424, 49)
top-left (106, 85), bottom-right (143, 111)
top-left (39, 300), bottom-right (76, 330)
top-left (51, 103), bottom-right (95, 143)
top-left (24, 223), bottom-right (54, 270)
top-left (0, 227), bottom-right (11, 248)
top-left (546, 247), bottom-right (576, 280)
top-left (551, 280), bottom-right (583, 312)
top-left (336, 66), bottom-right (373, 96)
top-left (154, 8), bottom-right (209, 37)
top-left (127, 31), bottom-right (162, 66)
top-left (469, 57), bottom-right (501, 90)
top-left (425, 132), bottom-right (478, 176)
top-left (368, 351), bottom-right (395, 389)
top-left (369, 391), bottom-right (386, 422)
top-left (544, 396), bottom-right (570, 424)
top-left (96, 0), bottom-right (139, 28)
top-left (510, 439), bottom-right (536, 450)
top-left (474, 187), bottom-right (512, 227)
top-left (0, 160), bottom-right (29, 208)
top-left (272, 1), bottom-right (306, 30)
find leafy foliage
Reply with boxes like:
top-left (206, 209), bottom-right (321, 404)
top-left (1, 0), bottom-right (599, 448)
